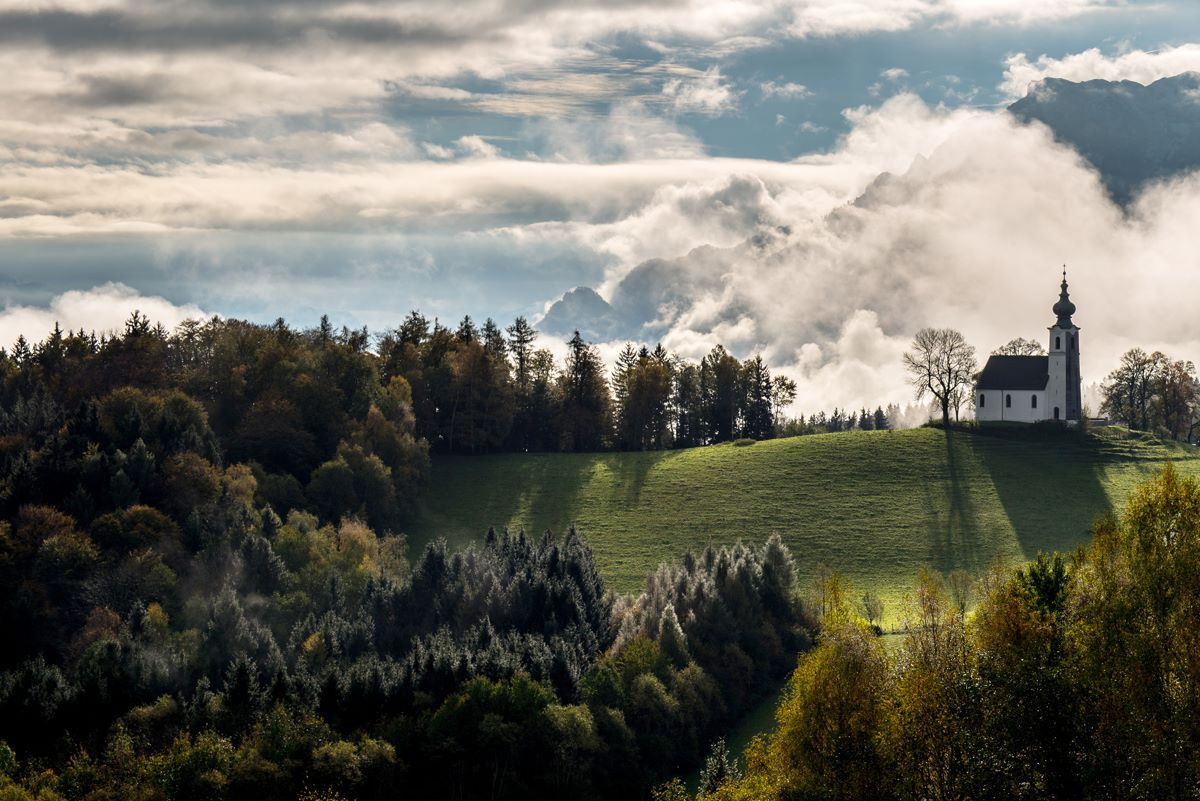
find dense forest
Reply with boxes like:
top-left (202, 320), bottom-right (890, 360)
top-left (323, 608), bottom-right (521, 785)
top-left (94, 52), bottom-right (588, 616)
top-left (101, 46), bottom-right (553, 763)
top-left (0, 312), bottom-right (815, 799)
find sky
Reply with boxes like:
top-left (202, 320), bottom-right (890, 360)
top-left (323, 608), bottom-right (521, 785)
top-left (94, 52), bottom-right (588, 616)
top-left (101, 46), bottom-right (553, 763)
top-left (3, 0), bottom-right (1200, 413)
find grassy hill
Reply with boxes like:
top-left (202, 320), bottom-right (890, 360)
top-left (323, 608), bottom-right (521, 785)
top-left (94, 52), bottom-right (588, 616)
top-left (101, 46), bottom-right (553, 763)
top-left (408, 427), bottom-right (1200, 624)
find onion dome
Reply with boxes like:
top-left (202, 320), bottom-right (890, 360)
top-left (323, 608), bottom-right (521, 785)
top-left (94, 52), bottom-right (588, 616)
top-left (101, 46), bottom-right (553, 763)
top-left (1053, 266), bottom-right (1076, 327)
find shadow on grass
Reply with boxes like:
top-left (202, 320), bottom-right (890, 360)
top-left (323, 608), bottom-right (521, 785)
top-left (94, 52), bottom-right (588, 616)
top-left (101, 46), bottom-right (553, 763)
top-left (607, 449), bottom-right (675, 507)
top-left (974, 427), bottom-right (1112, 559)
top-left (409, 451), bottom-right (596, 551)
top-left (919, 430), bottom-right (987, 574)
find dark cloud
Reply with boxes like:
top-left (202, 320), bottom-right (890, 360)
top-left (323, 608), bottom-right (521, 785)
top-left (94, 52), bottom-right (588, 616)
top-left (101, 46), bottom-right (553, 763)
top-left (68, 73), bottom-right (172, 107)
top-left (0, 8), bottom-right (472, 52)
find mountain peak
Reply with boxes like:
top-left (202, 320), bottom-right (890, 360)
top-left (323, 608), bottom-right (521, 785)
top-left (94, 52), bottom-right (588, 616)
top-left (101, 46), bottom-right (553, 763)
top-left (1008, 72), bottom-right (1200, 204)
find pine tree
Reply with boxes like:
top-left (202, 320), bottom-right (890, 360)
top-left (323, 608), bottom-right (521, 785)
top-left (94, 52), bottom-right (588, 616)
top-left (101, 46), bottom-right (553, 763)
top-left (612, 344), bottom-right (639, 450)
top-left (398, 310), bottom-right (429, 346)
top-left (506, 317), bottom-right (536, 391)
top-left (740, 355), bottom-right (773, 439)
top-left (674, 363), bottom-right (705, 448)
top-left (481, 318), bottom-right (507, 359)
top-left (455, 315), bottom-right (478, 344)
top-left (559, 332), bottom-right (609, 451)
top-left (11, 335), bottom-right (30, 365)
top-left (702, 345), bottom-right (741, 443)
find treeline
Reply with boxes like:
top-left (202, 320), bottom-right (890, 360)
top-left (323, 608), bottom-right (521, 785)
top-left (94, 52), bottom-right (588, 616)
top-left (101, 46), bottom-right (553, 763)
top-left (381, 313), bottom-right (802, 453)
top-left (662, 466), bottom-right (1200, 801)
top-left (1101, 347), bottom-right (1198, 440)
top-left (777, 405), bottom-right (897, 437)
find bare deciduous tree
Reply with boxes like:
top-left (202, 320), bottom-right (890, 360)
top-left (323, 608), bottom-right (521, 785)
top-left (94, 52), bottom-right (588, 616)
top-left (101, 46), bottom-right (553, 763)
top-left (903, 328), bottom-right (978, 427)
top-left (947, 569), bottom-right (973, 617)
top-left (993, 337), bottom-right (1046, 356)
top-left (861, 591), bottom-right (884, 629)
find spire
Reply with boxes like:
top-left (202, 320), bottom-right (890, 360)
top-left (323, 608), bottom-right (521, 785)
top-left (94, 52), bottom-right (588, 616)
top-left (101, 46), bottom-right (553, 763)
top-left (1052, 265), bottom-right (1076, 327)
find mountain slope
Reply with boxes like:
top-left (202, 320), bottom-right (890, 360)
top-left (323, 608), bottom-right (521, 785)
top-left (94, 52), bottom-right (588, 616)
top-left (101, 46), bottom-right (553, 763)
top-left (1008, 73), bottom-right (1200, 203)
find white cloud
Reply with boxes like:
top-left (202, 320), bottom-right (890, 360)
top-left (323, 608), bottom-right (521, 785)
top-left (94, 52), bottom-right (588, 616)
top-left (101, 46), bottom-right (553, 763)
top-left (529, 90), bottom-right (1200, 415)
top-left (0, 283), bottom-right (210, 349)
top-left (526, 101), bottom-right (707, 162)
top-left (662, 66), bottom-right (740, 116)
top-left (422, 142), bottom-right (456, 160)
top-left (761, 80), bottom-right (813, 99)
top-left (1001, 44), bottom-right (1200, 98)
top-left (0, 152), bottom-right (836, 237)
top-left (454, 135), bottom-right (501, 160)
top-left (779, 310), bottom-right (910, 414)
top-left (787, 0), bottom-right (1125, 38)
top-left (881, 67), bottom-right (910, 81)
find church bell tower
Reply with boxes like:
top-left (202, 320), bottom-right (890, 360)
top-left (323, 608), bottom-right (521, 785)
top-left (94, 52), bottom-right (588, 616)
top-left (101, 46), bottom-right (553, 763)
top-left (1046, 268), bottom-right (1082, 423)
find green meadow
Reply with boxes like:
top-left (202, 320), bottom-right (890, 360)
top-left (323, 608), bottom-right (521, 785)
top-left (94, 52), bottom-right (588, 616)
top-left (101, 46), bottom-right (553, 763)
top-left (409, 427), bottom-right (1200, 624)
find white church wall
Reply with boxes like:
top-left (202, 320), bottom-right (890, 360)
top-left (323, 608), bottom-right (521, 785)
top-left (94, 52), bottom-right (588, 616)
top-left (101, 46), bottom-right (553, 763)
top-left (976, 389), bottom-right (1047, 423)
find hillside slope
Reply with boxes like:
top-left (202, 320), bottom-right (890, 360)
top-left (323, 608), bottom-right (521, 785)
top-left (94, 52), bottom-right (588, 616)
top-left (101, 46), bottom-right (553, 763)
top-left (409, 428), bottom-right (1200, 622)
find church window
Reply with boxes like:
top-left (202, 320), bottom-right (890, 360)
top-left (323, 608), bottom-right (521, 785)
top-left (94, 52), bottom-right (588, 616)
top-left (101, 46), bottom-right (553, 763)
top-left (1006, 394), bottom-right (1012, 408)
top-left (1054, 407), bottom-right (1060, 420)
top-left (1031, 395), bottom-right (1038, 409)
top-left (979, 394), bottom-right (985, 407)
top-left (1056, 335), bottom-right (1061, 349)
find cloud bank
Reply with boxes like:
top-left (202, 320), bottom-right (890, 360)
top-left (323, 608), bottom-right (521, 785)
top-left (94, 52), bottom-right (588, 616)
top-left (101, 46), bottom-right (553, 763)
top-left (537, 89), bottom-right (1200, 414)
top-left (0, 283), bottom-right (210, 350)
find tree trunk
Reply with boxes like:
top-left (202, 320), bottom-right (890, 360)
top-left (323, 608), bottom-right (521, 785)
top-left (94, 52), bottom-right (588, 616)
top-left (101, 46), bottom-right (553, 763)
top-left (941, 398), bottom-right (950, 428)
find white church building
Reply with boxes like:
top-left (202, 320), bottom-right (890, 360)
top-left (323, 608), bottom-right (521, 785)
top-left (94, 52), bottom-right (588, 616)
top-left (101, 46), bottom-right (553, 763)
top-left (975, 271), bottom-right (1083, 425)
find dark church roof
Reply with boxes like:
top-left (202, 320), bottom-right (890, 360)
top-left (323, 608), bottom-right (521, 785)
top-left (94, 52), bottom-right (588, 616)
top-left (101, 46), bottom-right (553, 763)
top-left (976, 355), bottom-right (1049, 390)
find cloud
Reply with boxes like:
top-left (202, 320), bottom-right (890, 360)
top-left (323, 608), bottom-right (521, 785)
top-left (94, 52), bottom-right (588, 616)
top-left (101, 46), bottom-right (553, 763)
top-left (662, 66), bottom-right (739, 116)
top-left (536, 90), bottom-right (1200, 415)
top-left (761, 80), bottom-right (813, 99)
top-left (0, 0), bottom-right (1136, 173)
top-left (454, 135), bottom-right (501, 159)
top-left (0, 152), bottom-right (828, 237)
top-left (1001, 43), bottom-right (1200, 98)
top-left (880, 67), bottom-right (909, 81)
top-left (524, 101), bottom-right (707, 162)
top-left (0, 283), bottom-right (210, 349)
top-left (786, 0), bottom-right (1121, 38)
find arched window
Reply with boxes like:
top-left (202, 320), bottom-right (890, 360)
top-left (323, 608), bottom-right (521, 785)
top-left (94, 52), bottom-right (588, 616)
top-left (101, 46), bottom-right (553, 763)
top-left (1056, 335), bottom-right (1061, 349)
top-left (1031, 395), bottom-right (1038, 409)
top-left (979, 394), bottom-right (985, 407)
top-left (1006, 394), bottom-right (1012, 408)
top-left (1054, 407), bottom-right (1060, 420)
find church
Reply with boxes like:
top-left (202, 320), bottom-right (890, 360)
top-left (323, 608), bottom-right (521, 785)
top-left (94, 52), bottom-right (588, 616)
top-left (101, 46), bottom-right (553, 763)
top-left (975, 271), bottom-right (1082, 424)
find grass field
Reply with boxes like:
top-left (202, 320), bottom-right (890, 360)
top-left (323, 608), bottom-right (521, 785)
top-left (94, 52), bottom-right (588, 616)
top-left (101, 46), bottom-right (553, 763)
top-left (408, 427), bottom-right (1200, 624)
